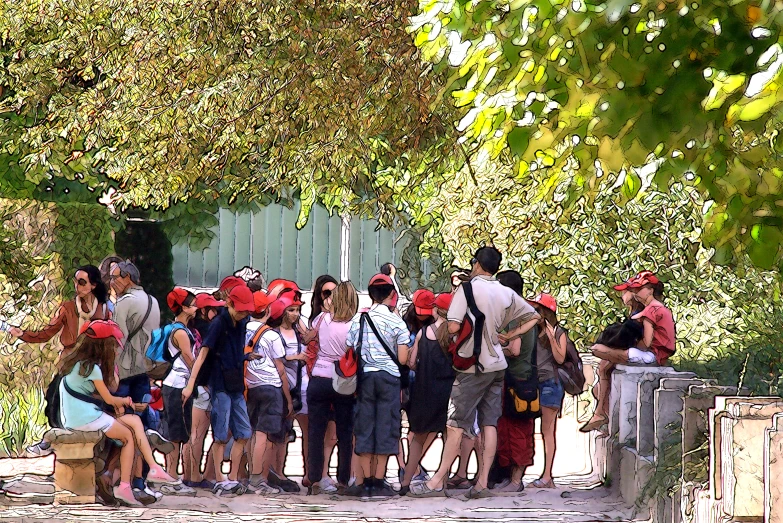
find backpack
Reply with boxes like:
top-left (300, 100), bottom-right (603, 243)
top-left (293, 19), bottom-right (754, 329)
top-left (145, 322), bottom-right (190, 381)
top-left (45, 372), bottom-right (110, 429)
top-left (556, 327), bottom-right (586, 396)
top-left (448, 281), bottom-right (485, 372)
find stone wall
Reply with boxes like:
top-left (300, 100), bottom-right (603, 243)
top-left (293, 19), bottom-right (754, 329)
top-left (601, 364), bottom-right (782, 522)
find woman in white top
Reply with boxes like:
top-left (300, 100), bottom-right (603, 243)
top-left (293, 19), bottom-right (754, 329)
top-left (306, 282), bottom-right (359, 493)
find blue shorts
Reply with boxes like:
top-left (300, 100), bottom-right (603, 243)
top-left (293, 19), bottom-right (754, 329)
top-left (539, 378), bottom-right (565, 409)
top-left (210, 391), bottom-right (252, 443)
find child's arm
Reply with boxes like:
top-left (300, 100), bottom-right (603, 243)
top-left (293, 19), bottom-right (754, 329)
top-left (182, 346), bottom-right (209, 402)
top-left (408, 331), bottom-right (423, 370)
top-left (93, 379), bottom-right (132, 416)
top-left (638, 318), bottom-right (654, 350)
top-left (172, 329), bottom-right (195, 369)
top-left (502, 336), bottom-right (522, 357)
top-left (275, 358), bottom-right (293, 418)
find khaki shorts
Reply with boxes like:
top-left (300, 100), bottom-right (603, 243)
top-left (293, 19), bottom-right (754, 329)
top-left (446, 370), bottom-right (504, 437)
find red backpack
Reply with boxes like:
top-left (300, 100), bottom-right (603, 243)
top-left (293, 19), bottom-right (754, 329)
top-left (448, 282), bottom-right (485, 372)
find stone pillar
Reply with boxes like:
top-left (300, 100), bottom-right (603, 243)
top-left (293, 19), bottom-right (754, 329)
top-left (637, 372), bottom-right (697, 458)
top-left (44, 429), bottom-right (103, 504)
top-left (650, 377), bottom-right (709, 523)
top-left (766, 413), bottom-right (783, 523)
top-left (708, 397), bottom-right (783, 520)
top-left (681, 385), bottom-right (738, 483)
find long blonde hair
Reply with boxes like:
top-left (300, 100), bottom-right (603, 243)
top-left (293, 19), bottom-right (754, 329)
top-left (332, 281), bottom-right (359, 322)
top-left (434, 307), bottom-right (450, 353)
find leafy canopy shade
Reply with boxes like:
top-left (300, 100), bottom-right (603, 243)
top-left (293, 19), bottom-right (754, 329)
top-left (410, 0), bottom-right (783, 268)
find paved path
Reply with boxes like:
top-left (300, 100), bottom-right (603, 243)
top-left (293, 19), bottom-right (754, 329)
top-left (0, 478), bottom-right (638, 522)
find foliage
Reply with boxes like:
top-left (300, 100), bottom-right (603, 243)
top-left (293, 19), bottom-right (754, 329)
top-left (0, 386), bottom-right (47, 458)
top-left (411, 0), bottom-right (783, 268)
top-left (53, 202), bottom-right (119, 286)
top-left (0, 0), bottom-right (454, 230)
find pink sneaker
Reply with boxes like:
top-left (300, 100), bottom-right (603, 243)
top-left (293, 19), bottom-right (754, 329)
top-left (147, 467), bottom-right (182, 486)
top-left (113, 484), bottom-right (143, 507)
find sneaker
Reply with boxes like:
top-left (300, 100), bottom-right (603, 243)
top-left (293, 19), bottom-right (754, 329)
top-left (24, 441), bottom-right (53, 458)
top-left (398, 485), bottom-right (410, 496)
top-left (146, 467), bottom-right (181, 486)
top-left (466, 486), bottom-right (495, 499)
top-left (212, 480), bottom-right (245, 497)
top-left (494, 480), bottom-right (524, 493)
top-left (341, 482), bottom-right (366, 498)
top-left (268, 470), bottom-right (299, 493)
top-left (492, 479), bottom-right (511, 490)
top-left (131, 487), bottom-right (157, 505)
top-left (247, 479), bottom-right (280, 495)
top-left (144, 485), bottom-right (163, 501)
top-left (115, 485), bottom-right (144, 507)
top-left (412, 470), bottom-right (430, 484)
top-left (145, 430), bottom-right (175, 454)
top-left (197, 480), bottom-right (216, 490)
top-left (318, 478), bottom-right (338, 494)
top-left (371, 480), bottom-right (396, 500)
top-left (158, 483), bottom-right (197, 496)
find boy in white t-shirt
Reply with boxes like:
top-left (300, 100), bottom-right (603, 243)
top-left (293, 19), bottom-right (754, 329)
top-left (243, 291), bottom-right (292, 494)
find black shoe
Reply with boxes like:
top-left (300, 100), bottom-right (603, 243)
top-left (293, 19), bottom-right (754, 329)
top-left (398, 485), bottom-right (410, 496)
top-left (340, 483), bottom-right (370, 498)
top-left (268, 470), bottom-right (300, 493)
top-left (371, 480), bottom-right (396, 499)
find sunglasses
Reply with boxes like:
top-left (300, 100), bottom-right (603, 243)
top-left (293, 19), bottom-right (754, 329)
top-left (74, 277), bottom-right (89, 286)
top-left (322, 289), bottom-right (333, 299)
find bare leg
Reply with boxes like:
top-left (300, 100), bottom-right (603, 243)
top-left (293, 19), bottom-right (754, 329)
top-left (356, 454), bottom-right (373, 484)
top-left (165, 444), bottom-right (181, 478)
top-left (211, 442), bottom-right (227, 483)
top-left (322, 421), bottom-right (337, 479)
top-left (374, 455), bottom-right (389, 482)
top-left (251, 432), bottom-right (270, 475)
top-left (454, 434), bottom-right (473, 480)
top-left (425, 425), bottom-right (464, 491)
top-left (204, 444), bottom-right (217, 482)
top-left (402, 432), bottom-right (430, 487)
top-left (540, 407), bottom-right (558, 484)
top-left (117, 414), bottom-right (171, 474)
top-left (296, 414), bottom-right (309, 480)
top-left (511, 465), bottom-right (525, 486)
top-left (186, 407), bottom-right (210, 483)
top-left (228, 438), bottom-right (247, 482)
top-left (475, 426), bottom-right (497, 490)
top-left (103, 421), bottom-right (134, 484)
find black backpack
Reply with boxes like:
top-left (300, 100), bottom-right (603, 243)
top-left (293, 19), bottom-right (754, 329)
top-left (556, 327), bottom-right (586, 396)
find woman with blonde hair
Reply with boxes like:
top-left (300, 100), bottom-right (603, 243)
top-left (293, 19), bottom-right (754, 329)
top-left (306, 281), bottom-right (359, 494)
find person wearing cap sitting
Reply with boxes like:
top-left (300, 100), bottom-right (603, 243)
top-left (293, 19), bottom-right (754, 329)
top-left (57, 320), bottom-right (181, 506)
top-left (186, 283), bottom-right (262, 496)
top-left (342, 273), bottom-right (411, 500)
top-left (582, 271), bottom-right (675, 433)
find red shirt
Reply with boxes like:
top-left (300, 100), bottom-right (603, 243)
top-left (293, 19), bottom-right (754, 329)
top-left (635, 302), bottom-right (676, 365)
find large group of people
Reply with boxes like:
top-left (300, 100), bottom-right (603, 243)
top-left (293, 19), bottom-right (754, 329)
top-left (2, 246), bottom-right (677, 505)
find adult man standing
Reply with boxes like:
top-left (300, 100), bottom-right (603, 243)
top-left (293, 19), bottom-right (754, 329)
top-left (409, 246), bottom-right (540, 499)
top-left (110, 260), bottom-right (170, 503)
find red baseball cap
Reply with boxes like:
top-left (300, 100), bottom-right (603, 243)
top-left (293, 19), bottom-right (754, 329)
top-left (227, 285), bottom-right (255, 313)
top-left (412, 289), bottom-right (436, 315)
top-left (80, 320), bottom-right (125, 348)
top-left (166, 287), bottom-right (192, 312)
top-left (527, 293), bottom-right (557, 313)
top-left (195, 293), bottom-right (225, 309)
top-left (219, 276), bottom-right (246, 293)
top-left (253, 290), bottom-right (273, 315)
top-left (368, 273), bottom-right (394, 287)
top-left (269, 295), bottom-right (303, 320)
top-left (628, 270), bottom-right (660, 288)
top-left (434, 293), bottom-right (453, 311)
top-left (267, 279), bottom-right (301, 299)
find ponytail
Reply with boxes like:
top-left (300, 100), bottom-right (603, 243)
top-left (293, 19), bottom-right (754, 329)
top-left (435, 308), bottom-right (450, 353)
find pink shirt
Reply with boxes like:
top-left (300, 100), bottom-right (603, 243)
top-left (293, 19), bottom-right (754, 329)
top-left (312, 313), bottom-right (352, 378)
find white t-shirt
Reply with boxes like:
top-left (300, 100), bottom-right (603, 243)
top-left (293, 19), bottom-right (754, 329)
top-left (245, 326), bottom-right (285, 388)
top-left (447, 275), bottom-right (537, 374)
top-left (280, 329), bottom-right (308, 394)
top-left (162, 326), bottom-right (193, 389)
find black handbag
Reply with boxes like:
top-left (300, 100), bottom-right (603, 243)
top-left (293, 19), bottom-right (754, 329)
top-left (278, 328), bottom-right (304, 412)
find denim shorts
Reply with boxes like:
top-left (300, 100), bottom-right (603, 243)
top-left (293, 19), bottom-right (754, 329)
top-left (538, 378), bottom-right (565, 409)
top-left (210, 391), bottom-right (252, 443)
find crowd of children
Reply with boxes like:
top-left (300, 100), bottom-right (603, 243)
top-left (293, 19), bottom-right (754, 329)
top-left (3, 248), bottom-right (677, 505)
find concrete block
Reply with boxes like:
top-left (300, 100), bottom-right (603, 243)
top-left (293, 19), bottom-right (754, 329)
top-left (708, 396), bottom-right (783, 519)
top-left (44, 429), bottom-right (104, 505)
top-left (619, 446), bottom-right (654, 506)
top-left (681, 385), bottom-right (737, 483)
top-left (650, 377), bottom-right (706, 461)
top-left (765, 413), bottom-right (783, 523)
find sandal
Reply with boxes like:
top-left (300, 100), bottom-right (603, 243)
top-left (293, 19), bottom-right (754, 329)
top-left (408, 482), bottom-right (447, 498)
top-left (530, 478), bottom-right (555, 489)
top-left (579, 417), bottom-right (608, 433)
top-left (446, 476), bottom-right (471, 489)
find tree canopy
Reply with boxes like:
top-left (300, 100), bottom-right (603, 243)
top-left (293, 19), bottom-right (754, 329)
top-left (410, 0), bottom-right (783, 269)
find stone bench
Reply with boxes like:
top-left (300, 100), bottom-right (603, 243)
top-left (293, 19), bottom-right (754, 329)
top-left (43, 429), bottom-right (106, 504)
top-left (765, 413), bottom-right (783, 523)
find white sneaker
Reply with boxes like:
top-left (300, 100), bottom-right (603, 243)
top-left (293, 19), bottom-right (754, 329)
top-left (144, 485), bottom-right (163, 501)
top-left (213, 480), bottom-right (244, 497)
top-left (158, 483), bottom-right (196, 496)
top-left (318, 478), bottom-right (338, 494)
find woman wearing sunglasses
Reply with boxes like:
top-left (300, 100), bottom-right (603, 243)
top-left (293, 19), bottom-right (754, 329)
top-left (8, 264), bottom-right (112, 359)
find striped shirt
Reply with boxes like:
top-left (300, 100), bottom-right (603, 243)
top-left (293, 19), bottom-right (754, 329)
top-left (346, 304), bottom-right (410, 377)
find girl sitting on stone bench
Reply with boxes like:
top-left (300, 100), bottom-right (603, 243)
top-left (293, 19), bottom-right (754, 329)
top-left (57, 320), bottom-right (181, 506)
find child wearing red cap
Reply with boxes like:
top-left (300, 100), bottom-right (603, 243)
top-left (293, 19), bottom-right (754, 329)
top-left (58, 320), bottom-right (180, 506)
top-left (399, 293), bottom-right (456, 495)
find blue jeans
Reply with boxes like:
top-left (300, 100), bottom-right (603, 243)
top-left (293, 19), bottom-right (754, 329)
top-left (210, 391), bottom-right (252, 443)
top-left (114, 373), bottom-right (153, 479)
top-left (538, 378), bottom-right (565, 409)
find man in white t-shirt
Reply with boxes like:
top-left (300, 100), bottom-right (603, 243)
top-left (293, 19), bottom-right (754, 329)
top-left (410, 247), bottom-right (539, 499)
